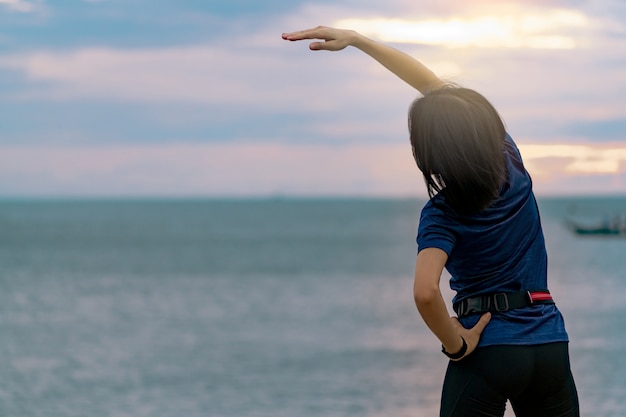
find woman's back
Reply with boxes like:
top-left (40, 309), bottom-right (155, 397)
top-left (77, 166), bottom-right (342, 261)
top-left (417, 134), bottom-right (569, 347)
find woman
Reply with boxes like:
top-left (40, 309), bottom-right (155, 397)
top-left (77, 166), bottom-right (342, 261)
top-left (282, 26), bottom-right (579, 417)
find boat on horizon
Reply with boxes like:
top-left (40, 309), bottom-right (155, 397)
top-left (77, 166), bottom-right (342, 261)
top-left (565, 215), bottom-right (626, 236)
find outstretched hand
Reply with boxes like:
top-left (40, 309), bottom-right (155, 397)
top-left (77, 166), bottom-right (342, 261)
top-left (450, 312), bottom-right (491, 361)
top-left (282, 26), bottom-right (357, 51)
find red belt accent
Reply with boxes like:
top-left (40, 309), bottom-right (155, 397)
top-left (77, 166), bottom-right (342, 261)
top-left (528, 291), bottom-right (553, 303)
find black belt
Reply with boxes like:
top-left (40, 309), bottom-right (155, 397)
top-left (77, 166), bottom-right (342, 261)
top-left (453, 290), bottom-right (554, 318)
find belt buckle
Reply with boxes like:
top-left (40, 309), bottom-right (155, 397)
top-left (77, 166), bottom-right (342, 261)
top-left (459, 296), bottom-right (486, 317)
top-left (493, 293), bottom-right (509, 312)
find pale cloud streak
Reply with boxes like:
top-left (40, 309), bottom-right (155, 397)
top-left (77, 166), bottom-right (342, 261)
top-left (0, 0), bottom-right (35, 12)
top-left (0, 142), bottom-right (422, 197)
top-left (0, 39), bottom-right (371, 110)
top-left (1, 46), bottom-right (254, 103)
top-left (335, 7), bottom-right (590, 49)
top-left (2, 141), bottom-right (626, 197)
top-left (519, 143), bottom-right (626, 175)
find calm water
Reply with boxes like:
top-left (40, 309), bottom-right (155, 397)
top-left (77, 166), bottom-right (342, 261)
top-left (1, 197), bottom-right (625, 417)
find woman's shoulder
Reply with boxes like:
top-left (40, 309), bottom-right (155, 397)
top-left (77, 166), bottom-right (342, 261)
top-left (502, 132), bottom-right (532, 189)
top-left (419, 196), bottom-right (462, 229)
top-left (503, 133), bottom-right (525, 165)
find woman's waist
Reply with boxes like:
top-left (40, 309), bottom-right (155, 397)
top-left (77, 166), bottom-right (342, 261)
top-left (459, 304), bottom-right (569, 346)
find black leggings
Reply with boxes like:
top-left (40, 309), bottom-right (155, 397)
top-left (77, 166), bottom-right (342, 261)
top-left (440, 342), bottom-right (579, 417)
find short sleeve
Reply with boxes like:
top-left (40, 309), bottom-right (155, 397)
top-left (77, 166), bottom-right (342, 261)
top-left (416, 201), bottom-right (457, 255)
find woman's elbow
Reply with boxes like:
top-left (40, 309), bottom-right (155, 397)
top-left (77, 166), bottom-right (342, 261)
top-left (413, 283), bottom-right (439, 307)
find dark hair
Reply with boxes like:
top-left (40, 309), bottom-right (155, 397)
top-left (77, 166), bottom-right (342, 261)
top-left (408, 85), bottom-right (506, 214)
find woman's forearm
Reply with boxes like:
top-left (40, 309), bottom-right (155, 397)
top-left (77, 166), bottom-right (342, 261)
top-left (415, 290), bottom-right (464, 353)
top-left (283, 26), bottom-right (443, 94)
top-left (349, 31), bottom-right (444, 94)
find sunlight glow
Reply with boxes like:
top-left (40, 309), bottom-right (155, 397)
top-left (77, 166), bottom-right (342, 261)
top-left (518, 144), bottom-right (626, 174)
top-left (334, 8), bottom-right (589, 49)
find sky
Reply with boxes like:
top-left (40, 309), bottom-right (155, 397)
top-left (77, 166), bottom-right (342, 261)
top-left (1, 0), bottom-right (625, 198)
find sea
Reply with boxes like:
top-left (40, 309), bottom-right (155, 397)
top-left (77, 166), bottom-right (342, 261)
top-left (1, 197), bottom-right (625, 417)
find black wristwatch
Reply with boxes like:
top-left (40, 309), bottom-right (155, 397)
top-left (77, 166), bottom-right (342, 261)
top-left (442, 336), bottom-right (467, 360)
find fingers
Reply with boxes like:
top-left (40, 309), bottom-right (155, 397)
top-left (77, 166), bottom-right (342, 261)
top-left (282, 26), bottom-right (328, 41)
top-left (281, 31), bottom-right (306, 41)
top-left (282, 27), bottom-right (329, 51)
top-left (309, 40), bottom-right (338, 51)
top-left (451, 312), bottom-right (491, 332)
top-left (475, 312), bottom-right (492, 332)
top-left (282, 26), bottom-right (352, 52)
top-left (446, 313), bottom-right (492, 361)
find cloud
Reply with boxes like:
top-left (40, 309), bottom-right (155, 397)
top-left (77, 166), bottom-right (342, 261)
top-left (0, 142), bottom-right (423, 197)
top-left (0, 0), bottom-right (35, 12)
top-left (1, 45), bottom-right (251, 103)
top-left (0, 7), bottom-right (623, 136)
top-left (0, 39), bottom-right (386, 111)
top-left (0, 32), bottom-right (623, 153)
top-left (519, 143), bottom-right (626, 187)
top-left (334, 7), bottom-right (590, 49)
top-left (0, 1), bottom-right (623, 120)
top-left (2, 141), bottom-right (625, 197)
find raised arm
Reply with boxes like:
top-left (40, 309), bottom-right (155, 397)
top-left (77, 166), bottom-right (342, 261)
top-left (282, 26), bottom-right (444, 94)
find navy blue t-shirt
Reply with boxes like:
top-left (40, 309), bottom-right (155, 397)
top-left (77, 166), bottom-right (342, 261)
top-left (416, 134), bottom-right (568, 346)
